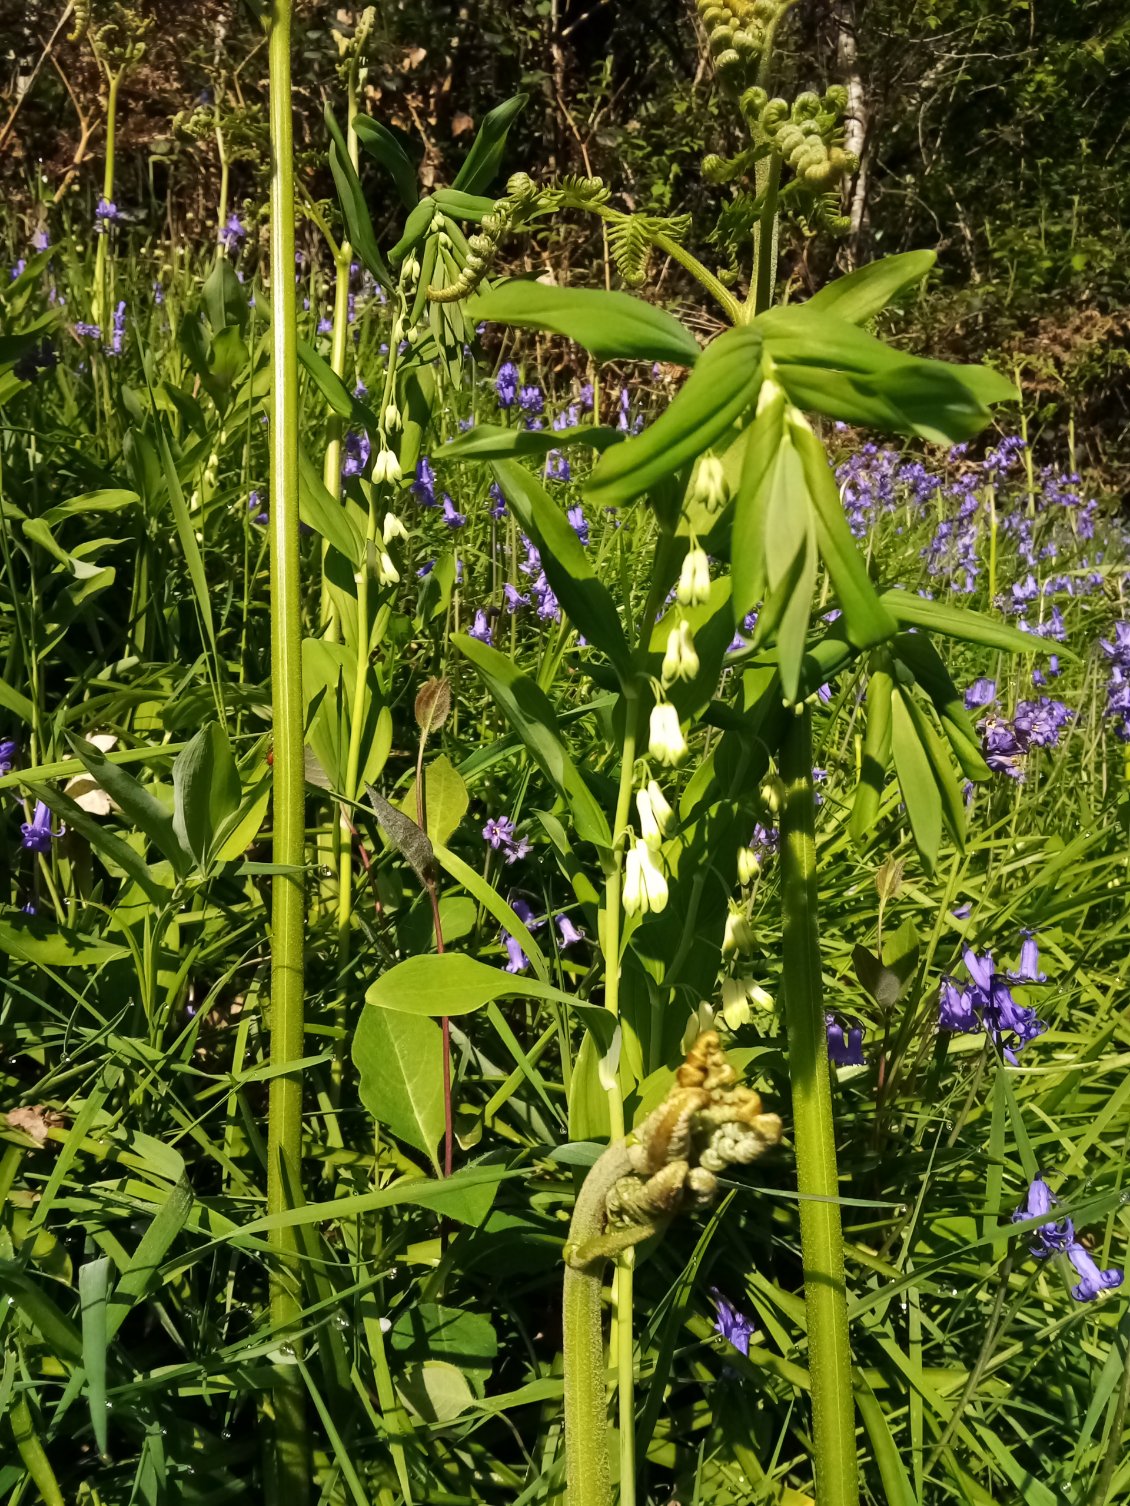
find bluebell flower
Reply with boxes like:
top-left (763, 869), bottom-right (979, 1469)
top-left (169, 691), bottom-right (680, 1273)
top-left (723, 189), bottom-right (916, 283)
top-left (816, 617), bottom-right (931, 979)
top-left (555, 913), bottom-right (585, 947)
top-left (567, 505), bottom-right (589, 544)
top-left (711, 1290), bottom-right (755, 1357)
top-left (411, 457), bottom-right (437, 507)
top-left (341, 431), bottom-right (370, 479)
top-left (94, 197), bottom-right (123, 230)
top-left (74, 321), bottom-right (101, 340)
top-left (0, 738), bottom-right (17, 774)
top-left (545, 450), bottom-right (571, 483)
top-left (616, 387), bottom-right (631, 432)
top-left (519, 384), bottom-right (544, 421)
top-left (1011, 1178), bottom-right (1074, 1257)
top-left (964, 678), bottom-right (996, 710)
top-left (152, 279), bottom-right (165, 307)
top-left (579, 382), bottom-right (594, 411)
top-left (108, 300), bottom-right (126, 356)
top-left (1067, 1243), bottom-right (1123, 1302)
top-left (21, 800), bottom-right (63, 853)
top-left (353, 379), bottom-right (368, 400)
top-left (317, 317), bottom-right (333, 335)
top-left (10, 259), bottom-right (26, 280)
top-left (220, 213), bottom-right (247, 252)
top-left (496, 361), bottom-right (518, 408)
top-left (553, 405), bottom-right (580, 431)
top-left (441, 495), bottom-right (466, 528)
top-left (826, 1015), bottom-right (865, 1066)
top-left (482, 816), bottom-right (530, 864)
top-left (469, 609), bottom-right (492, 643)
top-left (938, 977), bottom-right (977, 1031)
top-left (248, 491), bottom-right (268, 525)
top-left (31, 227), bottom-right (49, 252)
top-left (510, 897), bottom-right (543, 930)
top-left (1010, 931), bottom-right (1047, 984)
top-left (488, 481), bottom-right (507, 519)
top-left (502, 933), bottom-right (530, 973)
top-left (958, 946), bottom-right (1047, 1062)
top-left (503, 582), bottom-right (530, 613)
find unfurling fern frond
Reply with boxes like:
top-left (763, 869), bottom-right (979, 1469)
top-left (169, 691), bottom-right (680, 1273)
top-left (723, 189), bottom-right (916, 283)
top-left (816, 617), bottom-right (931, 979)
top-left (69, 0), bottom-right (93, 39)
top-left (608, 212), bottom-right (694, 288)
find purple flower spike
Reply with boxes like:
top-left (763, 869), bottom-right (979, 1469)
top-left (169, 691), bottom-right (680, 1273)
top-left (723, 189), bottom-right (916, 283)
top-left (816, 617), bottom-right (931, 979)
top-left (1067, 1243), bottom-right (1123, 1302)
top-left (412, 457), bottom-right (437, 507)
top-left (220, 213), bottom-right (247, 252)
top-left (938, 977), bottom-right (976, 1031)
top-left (21, 799), bottom-right (63, 853)
top-left (711, 1290), bottom-right (755, 1357)
top-left (94, 197), bottom-right (123, 230)
top-left (567, 505), bottom-right (590, 544)
top-left (555, 913), bottom-right (585, 948)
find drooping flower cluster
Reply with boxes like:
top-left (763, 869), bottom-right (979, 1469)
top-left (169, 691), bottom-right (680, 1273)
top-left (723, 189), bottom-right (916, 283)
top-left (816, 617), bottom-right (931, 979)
top-left (1012, 1178), bottom-right (1123, 1302)
top-left (938, 939), bottom-right (1047, 1063)
top-left (974, 695), bottom-right (1073, 780)
top-left (826, 1016), bottom-right (865, 1067)
top-left (519, 539), bottom-right (561, 622)
top-left (1100, 622), bottom-right (1130, 741)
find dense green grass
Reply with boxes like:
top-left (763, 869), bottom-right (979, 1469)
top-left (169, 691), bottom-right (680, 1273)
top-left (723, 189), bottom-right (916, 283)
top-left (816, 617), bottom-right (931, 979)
top-left (0, 228), bottom-right (1128, 1506)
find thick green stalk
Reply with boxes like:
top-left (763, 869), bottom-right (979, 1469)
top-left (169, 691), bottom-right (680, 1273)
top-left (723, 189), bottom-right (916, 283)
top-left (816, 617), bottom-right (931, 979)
top-left (265, 0), bottom-right (308, 1500)
top-left (749, 152), bottom-right (782, 318)
top-left (779, 708), bottom-right (858, 1506)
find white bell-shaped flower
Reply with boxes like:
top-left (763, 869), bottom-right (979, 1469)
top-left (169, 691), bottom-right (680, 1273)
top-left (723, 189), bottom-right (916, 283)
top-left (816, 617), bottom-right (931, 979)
top-left (376, 548), bottom-right (400, 586)
top-left (662, 619), bottom-right (700, 685)
top-left (690, 453), bottom-right (728, 511)
top-left (676, 543), bottom-right (711, 607)
top-left (722, 905), bottom-right (755, 956)
top-left (373, 447), bottom-right (402, 485)
top-left (383, 402), bottom-right (402, 432)
top-left (382, 511), bottom-right (408, 543)
top-left (648, 702), bottom-right (687, 766)
top-left (623, 838), bottom-right (669, 916)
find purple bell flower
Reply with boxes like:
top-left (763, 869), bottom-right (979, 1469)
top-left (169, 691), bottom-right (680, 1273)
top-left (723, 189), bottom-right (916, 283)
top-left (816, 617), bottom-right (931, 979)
top-left (21, 800), bottom-right (63, 853)
top-left (1011, 1178), bottom-right (1074, 1257)
top-left (555, 913), bottom-right (585, 947)
top-left (1067, 1243), bottom-right (1124, 1303)
top-left (711, 1290), bottom-right (755, 1357)
top-left (0, 738), bottom-right (18, 775)
top-left (469, 609), bottom-right (492, 644)
top-left (826, 1016), bottom-right (865, 1067)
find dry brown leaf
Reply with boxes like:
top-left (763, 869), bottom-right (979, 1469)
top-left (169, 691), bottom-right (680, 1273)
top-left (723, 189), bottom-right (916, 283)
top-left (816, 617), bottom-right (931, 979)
top-left (6, 1105), bottom-right (64, 1145)
top-left (451, 111), bottom-right (474, 137)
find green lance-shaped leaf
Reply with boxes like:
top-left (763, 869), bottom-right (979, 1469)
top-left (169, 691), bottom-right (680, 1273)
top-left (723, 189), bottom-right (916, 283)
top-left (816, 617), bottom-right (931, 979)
top-left (851, 656), bottom-right (893, 846)
top-left (879, 589), bottom-right (1050, 656)
top-left (586, 326), bottom-right (763, 508)
top-left (367, 952), bottom-right (575, 1016)
top-left (296, 337), bottom-right (377, 430)
top-left (397, 362), bottom-right (436, 480)
top-left (791, 408), bottom-right (897, 649)
top-left (443, 422), bottom-right (623, 461)
top-left (451, 93), bottom-right (529, 194)
top-left (298, 443), bottom-right (364, 565)
top-left (24, 784), bottom-right (170, 906)
top-left (388, 197), bottom-right (436, 266)
top-left (891, 630), bottom-right (991, 781)
top-left (806, 250), bottom-right (936, 326)
top-left (79, 1256), bottom-right (111, 1457)
top-left (489, 458), bottom-right (631, 679)
top-left (353, 116), bottom-right (419, 207)
top-left (453, 633), bottom-right (611, 850)
top-left (730, 382), bottom-right (785, 621)
top-left (353, 1005), bottom-right (445, 1170)
top-left (896, 682), bottom-right (967, 849)
top-left (757, 304), bottom-right (1016, 444)
top-left (430, 187), bottom-right (498, 222)
top-left (890, 687), bottom-right (942, 872)
top-left (468, 280), bottom-right (701, 368)
top-left (324, 104), bottom-right (392, 289)
top-left (172, 723), bottom-right (242, 873)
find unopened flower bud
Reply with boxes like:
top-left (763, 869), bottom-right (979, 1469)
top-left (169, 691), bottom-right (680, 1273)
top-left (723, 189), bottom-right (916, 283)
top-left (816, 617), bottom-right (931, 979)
top-left (384, 402), bottom-right (402, 431)
top-left (691, 453), bottom-right (728, 511)
top-left (737, 845), bottom-right (761, 884)
top-left (635, 779), bottom-right (674, 850)
top-left (760, 774), bottom-right (784, 813)
top-left (723, 906), bottom-right (755, 956)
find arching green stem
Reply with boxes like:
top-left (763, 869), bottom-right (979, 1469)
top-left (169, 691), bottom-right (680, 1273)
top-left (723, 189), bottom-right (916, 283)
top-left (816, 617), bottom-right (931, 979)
top-left (265, 0), bottom-right (309, 1499)
top-left (779, 707), bottom-right (858, 1506)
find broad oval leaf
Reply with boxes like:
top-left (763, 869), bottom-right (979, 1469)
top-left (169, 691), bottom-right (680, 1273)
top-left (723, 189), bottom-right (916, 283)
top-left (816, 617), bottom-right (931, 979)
top-left (366, 953), bottom-right (574, 1016)
top-left (586, 327), bottom-right (763, 508)
top-left (468, 280), bottom-right (701, 368)
top-left (353, 1005), bottom-right (445, 1169)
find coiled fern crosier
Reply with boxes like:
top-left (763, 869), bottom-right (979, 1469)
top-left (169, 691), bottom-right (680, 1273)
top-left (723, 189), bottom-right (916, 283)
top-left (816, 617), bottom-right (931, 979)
top-left (562, 1032), bottom-right (782, 1506)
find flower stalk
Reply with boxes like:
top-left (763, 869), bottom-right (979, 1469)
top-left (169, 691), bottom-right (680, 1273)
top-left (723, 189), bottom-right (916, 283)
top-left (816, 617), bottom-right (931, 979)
top-left (779, 707), bottom-right (858, 1506)
top-left (265, 0), bottom-right (308, 1498)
